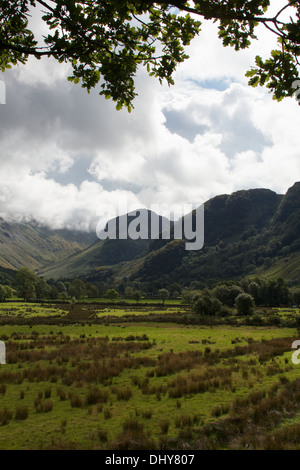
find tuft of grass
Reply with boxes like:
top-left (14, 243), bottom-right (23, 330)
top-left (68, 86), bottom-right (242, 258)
top-left (15, 406), bottom-right (28, 420)
top-left (70, 394), bottom-right (84, 408)
top-left (0, 408), bottom-right (12, 425)
top-left (159, 419), bottom-right (170, 434)
top-left (97, 428), bottom-right (108, 443)
top-left (104, 408), bottom-right (112, 419)
top-left (85, 387), bottom-right (108, 405)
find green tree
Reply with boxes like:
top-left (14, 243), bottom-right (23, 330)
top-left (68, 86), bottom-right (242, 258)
top-left (248, 281), bottom-right (261, 305)
top-left (64, 281), bottom-right (71, 293)
top-left (16, 267), bottom-right (39, 301)
top-left (290, 288), bottom-right (300, 306)
top-left (213, 284), bottom-right (231, 305)
top-left (181, 289), bottom-right (196, 305)
top-left (56, 281), bottom-right (67, 294)
top-left (193, 291), bottom-right (222, 316)
top-left (49, 285), bottom-right (60, 300)
top-left (70, 296), bottom-right (77, 310)
top-left (276, 276), bottom-right (289, 306)
top-left (235, 293), bottom-right (255, 315)
top-left (1, 1), bottom-right (299, 110)
top-left (5, 285), bottom-right (13, 300)
top-left (168, 283), bottom-right (182, 297)
top-left (105, 288), bottom-right (119, 300)
top-left (68, 278), bottom-right (86, 299)
top-left (125, 286), bottom-right (134, 299)
top-left (56, 281), bottom-right (68, 300)
top-left (0, 285), bottom-right (6, 302)
top-left (159, 288), bottom-right (169, 305)
top-left (214, 284), bottom-right (244, 307)
top-left (35, 278), bottom-right (51, 299)
top-left (259, 277), bottom-right (289, 307)
top-left (172, 290), bottom-right (180, 299)
top-left (85, 282), bottom-right (99, 299)
top-left (59, 290), bottom-right (68, 301)
top-left (132, 290), bottom-right (142, 303)
top-left (0, 285), bottom-right (13, 301)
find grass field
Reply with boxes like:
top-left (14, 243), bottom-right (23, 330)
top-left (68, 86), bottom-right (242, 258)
top-left (0, 302), bottom-right (300, 450)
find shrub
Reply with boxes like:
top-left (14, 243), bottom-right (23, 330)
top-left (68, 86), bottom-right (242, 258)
top-left (193, 292), bottom-right (222, 316)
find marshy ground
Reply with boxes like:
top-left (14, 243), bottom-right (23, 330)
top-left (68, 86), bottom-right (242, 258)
top-left (0, 301), bottom-right (299, 450)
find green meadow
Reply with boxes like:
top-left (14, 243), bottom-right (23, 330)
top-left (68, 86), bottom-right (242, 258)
top-left (0, 302), bottom-right (300, 450)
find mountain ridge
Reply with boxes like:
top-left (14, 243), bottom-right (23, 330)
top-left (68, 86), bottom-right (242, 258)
top-left (0, 219), bottom-right (96, 271)
top-left (2, 183), bottom-right (300, 287)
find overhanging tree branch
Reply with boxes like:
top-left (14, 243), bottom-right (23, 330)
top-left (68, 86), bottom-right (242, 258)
top-left (0, 0), bottom-right (299, 109)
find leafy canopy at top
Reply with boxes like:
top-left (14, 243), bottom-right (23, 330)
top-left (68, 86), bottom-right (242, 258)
top-left (1, 0), bottom-right (300, 110)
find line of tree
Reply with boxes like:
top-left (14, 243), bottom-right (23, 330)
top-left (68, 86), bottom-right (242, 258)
top-left (12, 268), bottom-right (102, 302)
top-left (190, 276), bottom-right (296, 316)
top-left (3, 268), bottom-right (299, 313)
top-left (11, 268), bottom-right (170, 303)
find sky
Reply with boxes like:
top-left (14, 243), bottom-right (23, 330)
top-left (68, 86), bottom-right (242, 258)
top-left (0, 1), bottom-right (299, 234)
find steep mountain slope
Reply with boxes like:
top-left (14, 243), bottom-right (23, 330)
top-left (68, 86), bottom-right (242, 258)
top-left (203, 188), bottom-right (282, 245)
top-left (40, 209), bottom-right (169, 279)
top-left (118, 183), bottom-right (300, 286)
top-left (0, 265), bottom-right (16, 285)
top-left (131, 188), bottom-right (284, 284)
top-left (0, 219), bottom-right (95, 271)
top-left (6, 183), bottom-right (300, 286)
top-left (40, 238), bottom-right (150, 280)
top-left (270, 181), bottom-right (300, 250)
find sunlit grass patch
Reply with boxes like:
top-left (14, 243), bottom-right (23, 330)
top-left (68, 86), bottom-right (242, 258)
top-left (0, 304), bottom-right (299, 449)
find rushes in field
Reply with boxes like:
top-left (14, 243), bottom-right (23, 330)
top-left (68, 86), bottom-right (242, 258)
top-left (15, 406), bottom-right (28, 420)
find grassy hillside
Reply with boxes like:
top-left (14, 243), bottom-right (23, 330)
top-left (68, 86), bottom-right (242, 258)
top-left (40, 209), bottom-right (166, 279)
top-left (40, 238), bottom-right (150, 280)
top-left (258, 252), bottom-right (300, 282)
top-left (0, 219), bottom-right (95, 271)
top-left (128, 183), bottom-right (300, 287)
top-left (8, 183), bottom-right (300, 287)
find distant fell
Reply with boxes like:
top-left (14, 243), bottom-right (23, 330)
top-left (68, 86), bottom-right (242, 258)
top-left (40, 209), bottom-right (169, 279)
top-left (4, 183), bottom-right (300, 287)
top-left (0, 219), bottom-right (95, 271)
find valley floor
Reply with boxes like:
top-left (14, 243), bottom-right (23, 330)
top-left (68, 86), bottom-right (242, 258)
top-left (0, 302), bottom-right (299, 450)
